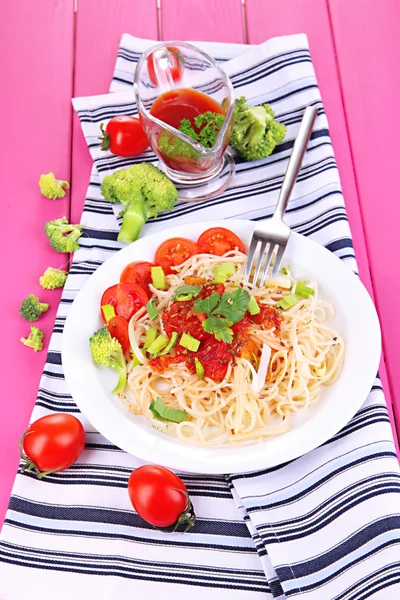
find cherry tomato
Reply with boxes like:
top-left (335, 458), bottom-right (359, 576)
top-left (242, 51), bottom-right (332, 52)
top-left (120, 261), bottom-right (155, 297)
top-left (100, 116), bottom-right (149, 157)
top-left (21, 413), bottom-right (85, 477)
top-left (128, 465), bottom-right (196, 530)
top-left (101, 283), bottom-right (148, 322)
top-left (107, 315), bottom-right (130, 354)
top-left (155, 237), bottom-right (199, 274)
top-left (197, 227), bottom-right (246, 256)
top-left (147, 46), bottom-right (184, 86)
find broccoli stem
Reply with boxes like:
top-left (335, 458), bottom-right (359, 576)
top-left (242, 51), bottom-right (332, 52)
top-left (117, 200), bottom-right (147, 245)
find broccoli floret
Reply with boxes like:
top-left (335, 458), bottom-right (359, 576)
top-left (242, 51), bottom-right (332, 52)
top-left (89, 327), bottom-right (127, 393)
top-left (100, 163), bottom-right (178, 245)
top-left (39, 267), bottom-right (68, 290)
top-left (39, 172), bottom-right (69, 199)
top-left (20, 294), bottom-right (49, 322)
top-left (21, 326), bottom-right (44, 352)
top-left (45, 217), bottom-right (83, 253)
top-left (230, 97), bottom-right (286, 161)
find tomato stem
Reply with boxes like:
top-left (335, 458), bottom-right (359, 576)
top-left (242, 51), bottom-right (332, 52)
top-left (99, 123), bottom-right (111, 152)
top-left (19, 432), bottom-right (58, 480)
top-left (172, 489), bottom-right (196, 533)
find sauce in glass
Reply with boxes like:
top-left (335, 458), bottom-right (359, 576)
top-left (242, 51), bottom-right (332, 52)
top-left (150, 88), bottom-right (225, 130)
top-left (150, 88), bottom-right (227, 173)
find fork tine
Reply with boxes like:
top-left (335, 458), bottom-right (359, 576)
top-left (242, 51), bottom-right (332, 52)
top-left (245, 237), bottom-right (260, 279)
top-left (271, 244), bottom-right (286, 277)
top-left (252, 240), bottom-right (267, 285)
top-left (259, 243), bottom-right (275, 287)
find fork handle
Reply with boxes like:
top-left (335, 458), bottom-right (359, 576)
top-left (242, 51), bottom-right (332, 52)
top-left (274, 105), bottom-right (318, 220)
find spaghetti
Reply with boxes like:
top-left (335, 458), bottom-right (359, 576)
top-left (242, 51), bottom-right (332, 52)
top-left (123, 250), bottom-right (344, 446)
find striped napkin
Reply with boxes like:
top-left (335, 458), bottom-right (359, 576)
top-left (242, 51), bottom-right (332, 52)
top-left (1, 33), bottom-right (399, 600)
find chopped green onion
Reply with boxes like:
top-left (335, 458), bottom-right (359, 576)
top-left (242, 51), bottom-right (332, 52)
top-left (194, 357), bottom-right (205, 378)
top-left (278, 294), bottom-right (301, 311)
top-left (212, 262), bottom-right (235, 284)
top-left (144, 328), bottom-right (158, 349)
top-left (132, 354), bottom-right (141, 367)
top-left (146, 298), bottom-right (158, 320)
top-left (295, 282), bottom-right (315, 299)
top-left (149, 398), bottom-right (187, 423)
top-left (247, 296), bottom-right (260, 315)
top-left (151, 266), bottom-right (166, 290)
top-left (147, 334), bottom-right (169, 355)
top-left (174, 285), bottom-right (201, 301)
top-left (159, 332), bottom-right (178, 355)
top-left (102, 304), bottom-right (115, 322)
top-left (282, 267), bottom-right (289, 275)
top-left (180, 332), bottom-right (200, 352)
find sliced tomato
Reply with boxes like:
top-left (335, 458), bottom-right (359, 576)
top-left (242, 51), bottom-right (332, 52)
top-left (147, 46), bottom-right (184, 86)
top-left (107, 316), bottom-right (130, 354)
top-left (197, 227), bottom-right (246, 256)
top-left (101, 283), bottom-right (148, 322)
top-left (120, 261), bottom-right (154, 297)
top-left (154, 237), bottom-right (199, 274)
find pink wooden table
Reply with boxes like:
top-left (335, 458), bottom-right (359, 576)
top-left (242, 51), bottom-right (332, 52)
top-left (1, 0), bottom-right (399, 528)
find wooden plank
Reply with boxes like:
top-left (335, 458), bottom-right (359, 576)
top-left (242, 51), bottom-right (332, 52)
top-left (329, 0), bottom-right (400, 438)
top-left (0, 0), bottom-right (74, 527)
top-left (161, 0), bottom-right (245, 42)
top-left (71, 0), bottom-right (159, 222)
top-left (245, 0), bottom-right (398, 448)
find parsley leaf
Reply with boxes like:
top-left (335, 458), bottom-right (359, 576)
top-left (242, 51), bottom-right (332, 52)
top-left (193, 291), bottom-right (220, 315)
top-left (214, 288), bottom-right (251, 323)
top-left (203, 316), bottom-right (234, 344)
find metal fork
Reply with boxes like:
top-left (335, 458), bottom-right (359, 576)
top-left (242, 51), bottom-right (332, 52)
top-left (245, 105), bottom-right (318, 285)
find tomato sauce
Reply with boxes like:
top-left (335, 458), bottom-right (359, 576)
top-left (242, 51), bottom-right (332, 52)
top-left (149, 284), bottom-right (256, 382)
top-left (150, 88), bottom-right (225, 131)
top-left (150, 88), bottom-right (226, 174)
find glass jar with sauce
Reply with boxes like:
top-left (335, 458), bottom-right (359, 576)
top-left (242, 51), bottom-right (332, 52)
top-left (134, 42), bottom-right (236, 200)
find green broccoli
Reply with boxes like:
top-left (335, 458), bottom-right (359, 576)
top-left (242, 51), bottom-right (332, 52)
top-left (21, 326), bottom-right (44, 352)
top-left (100, 163), bottom-right (178, 245)
top-left (39, 172), bottom-right (69, 199)
top-left (230, 97), bottom-right (286, 161)
top-left (89, 327), bottom-right (127, 393)
top-left (45, 217), bottom-right (83, 253)
top-left (20, 294), bottom-right (49, 322)
top-left (39, 267), bottom-right (68, 290)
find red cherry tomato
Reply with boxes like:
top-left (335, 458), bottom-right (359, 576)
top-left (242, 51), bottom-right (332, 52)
top-left (128, 465), bottom-right (195, 530)
top-left (107, 315), bottom-right (130, 354)
top-left (100, 116), bottom-right (149, 157)
top-left (147, 46), bottom-right (184, 86)
top-left (21, 414), bottom-right (85, 477)
top-left (154, 237), bottom-right (199, 275)
top-left (101, 283), bottom-right (148, 322)
top-left (120, 261), bottom-right (155, 297)
top-left (197, 227), bottom-right (246, 256)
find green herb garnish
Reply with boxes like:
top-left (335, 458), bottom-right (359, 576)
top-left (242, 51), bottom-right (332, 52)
top-left (193, 287), bottom-right (250, 342)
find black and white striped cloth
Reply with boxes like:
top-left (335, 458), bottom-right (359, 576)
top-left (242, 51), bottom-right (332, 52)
top-left (0, 34), bottom-right (399, 600)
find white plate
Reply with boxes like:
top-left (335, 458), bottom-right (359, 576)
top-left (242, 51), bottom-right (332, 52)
top-left (62, 220), bottom-right (381, 474)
